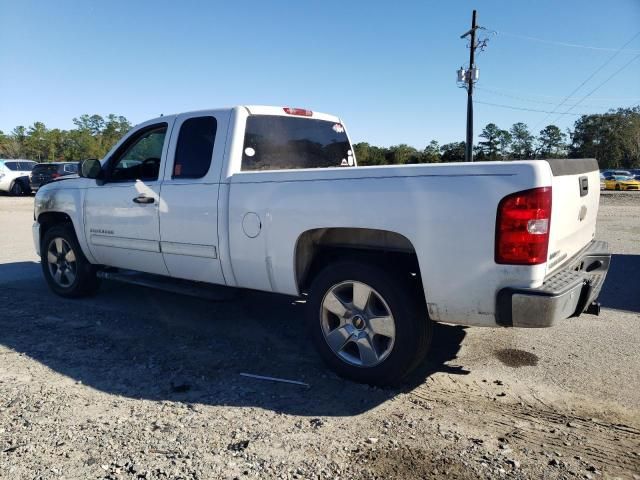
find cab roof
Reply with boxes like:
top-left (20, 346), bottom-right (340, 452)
top-left (143, 105), bottom-right (341, 126)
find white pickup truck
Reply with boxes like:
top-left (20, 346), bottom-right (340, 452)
top-left (33, 106), bottom-right (610, 385)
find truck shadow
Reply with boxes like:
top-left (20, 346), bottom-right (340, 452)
top-left (598, 254), bottom-right (640, 313)
top-left (0, 262), bottom-right (467, 417)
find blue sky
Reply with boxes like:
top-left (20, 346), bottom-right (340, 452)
top-left (1, 0), bottom-right (639, 148)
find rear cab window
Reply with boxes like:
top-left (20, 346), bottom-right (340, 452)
top-left (33, 164), bottom-right (58, 174)
top-left (173, 116), bottom-right (217, 179)
top-left (241, 115), bottom-right (354, 171)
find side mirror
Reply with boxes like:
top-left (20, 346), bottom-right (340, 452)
top-left (80, 159), bottom-right (102, 179)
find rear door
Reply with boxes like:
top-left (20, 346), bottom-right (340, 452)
top-left (546, 159), bottom-right (601, 273)
top-left (158, 110), bottom-right (229, 284)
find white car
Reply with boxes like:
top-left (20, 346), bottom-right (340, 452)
top-left (32, 106), bottom-right (611, 385)
top-left (0, 159), bottom-right (36, 195)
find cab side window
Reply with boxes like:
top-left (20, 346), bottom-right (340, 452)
top-left (64, 163), bottom-right (78, 174)
top-left (173, 116), bottom-right (217, 179)
top-left (109, 124), bottom-right (167, 182)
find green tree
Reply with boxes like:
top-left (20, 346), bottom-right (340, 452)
top-left (45, 129), bottom-right (66, 161)
top-left (570, 107), bottom-right (640, 168)
top-left (440, 142), bottom-right (466, 162)
top-left (353, 142), bottom-right (386, 166)
top-left (25, 122), bottom-right (49, 161)
top-left (386, 144), bottom-right (419, 164)
top-left (510, 122), bottom-right (534, 159)
top-left (497, 129), bottom-right (512, 159)
top-left (422, 140), bottom-right (441, 163)
top-left (478, 123), bottom-right (502, 160)
top-left (73, 114), bottom-right (105, 136)
top-left (102, 114), bottom-right (131, 153)
top-left (538, 125), bottom-right (566, 158)
top-left (0, 130), bottom-right (22, 158)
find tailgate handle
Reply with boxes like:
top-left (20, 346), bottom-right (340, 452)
top-left (579, 176), bottom-right (588, 197)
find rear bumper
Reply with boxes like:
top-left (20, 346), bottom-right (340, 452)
top-left (496, 240), bottom-right (611, 327)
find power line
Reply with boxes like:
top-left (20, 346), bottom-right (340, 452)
top-left (474, 86), bottom-right (634, 108)
top-left (531, 30), bottom-right (640, 131)
top-left (474, 100), bottom-right (589, 115)
top-left (550, 52), bottom-right (640, 124)
top-left (474, 86), bottom-right (640, 101)
top-left (497, 31), bottom-right (640, 53)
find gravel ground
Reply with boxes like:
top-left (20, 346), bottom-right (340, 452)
top-left (0, 193), bottom-right (639, 480)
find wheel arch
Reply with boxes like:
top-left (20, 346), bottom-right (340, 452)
top-left (37, 210), bottom-right (96, 265)
top-left (38, 211), bottom-right (74, 238)
top-left (35, 186), bottom-right (98, 264)
top-left (294, 227), bottom-right (424, 294)
top-left (9, 177), bottom-right (28, 194)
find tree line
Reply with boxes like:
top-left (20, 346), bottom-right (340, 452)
top-left (355, 106), bottom-right (640, 169)
top-left (0, 114), bottom-right (131, 163)
top-left (1, 107), bottom-right (639, 170)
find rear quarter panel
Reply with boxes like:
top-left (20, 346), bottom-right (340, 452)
top-left (226, 161), bottom-right (553, 327)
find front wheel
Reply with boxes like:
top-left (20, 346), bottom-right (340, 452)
top-left (41, 224), bottom-right (100, 297)
top-left (307, 260), bottom-right (431, 386)
top-left (615, 183), bottom-right (621, 191)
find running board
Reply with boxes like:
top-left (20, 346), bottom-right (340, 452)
top-left (96, 269), bottom-right (237, 301)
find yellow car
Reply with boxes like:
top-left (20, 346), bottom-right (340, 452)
top-left (604, 174), bottom-right (640, 191)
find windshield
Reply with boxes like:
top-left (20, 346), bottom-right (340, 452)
top-left (242, 115), bottom-right (353, 171)
top-left (4, 161), bottom-right (35, 171)
top-left (615, 175), bottom-right (634, 181)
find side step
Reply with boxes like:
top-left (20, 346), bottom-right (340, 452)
top-left (96, 269), bottom-right (238, 302)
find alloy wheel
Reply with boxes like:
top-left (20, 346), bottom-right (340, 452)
top-left (320, 281), bottom-right (396, 367)
top-left (47, 237), bottom-right (77, 287)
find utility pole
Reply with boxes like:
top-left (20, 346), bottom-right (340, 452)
top-left (459, 10), bottom-right (482, 162)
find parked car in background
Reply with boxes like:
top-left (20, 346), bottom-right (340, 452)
top-left (0, 159), bottom-right (36, 195)
top-left (604, 173), bottom-right (640, 191)
top-left (602, 169), bottom-right (631, 178)
top-left (30, 162), bottom-right (79, 192)
top-left (600, 173), bottom-right (606, 190)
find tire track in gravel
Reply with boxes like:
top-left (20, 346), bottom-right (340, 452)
top-left (409, 377), bottom-right (640, 475)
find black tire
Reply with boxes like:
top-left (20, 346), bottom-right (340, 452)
top-left (41, 224), bottom-right (100, 298)
top-left (9, 181), bottom-right (25, 196)
top-left (307, 260), bottom-right (431, 386)
top-left (615, 183), bottom-right (621, 191)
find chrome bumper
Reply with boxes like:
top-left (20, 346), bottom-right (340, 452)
top-left (496, 240), bottom-right (611, 328)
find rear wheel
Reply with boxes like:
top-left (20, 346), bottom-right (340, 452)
top-left (615, 183), bottom-right (621, 191)
top-left (307, 260), bottom-right (431, 386)
top-left (9, 181), bottom-right (25, 196)
top-left (41, 224), bottom-right (100, 297)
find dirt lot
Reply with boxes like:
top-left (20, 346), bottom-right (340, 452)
top-left (0, 193), bottom-right (639, 480)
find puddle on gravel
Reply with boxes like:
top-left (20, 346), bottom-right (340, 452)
top-left (494, 348), bottom-right (539, 368)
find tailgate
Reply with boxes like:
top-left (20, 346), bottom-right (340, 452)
top-left (546, 158), bottom-right (601, 274)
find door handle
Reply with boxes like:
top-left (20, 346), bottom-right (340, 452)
top-left (133, 195), bottom-right (155, 204)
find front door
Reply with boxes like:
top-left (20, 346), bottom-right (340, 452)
top-left (84, 121), bottom-right (172, 275)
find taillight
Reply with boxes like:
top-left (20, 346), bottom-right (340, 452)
top-left (495, 187), bottom-right (552, 265)
top-left (51, 173), bottom-right (61, 179)
top-left (283, 107), bottom-right (313, 117)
